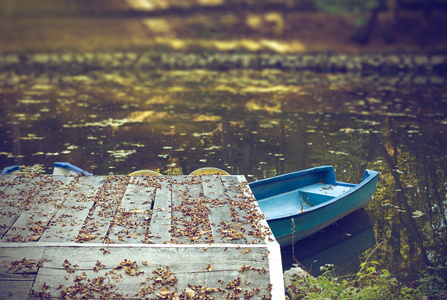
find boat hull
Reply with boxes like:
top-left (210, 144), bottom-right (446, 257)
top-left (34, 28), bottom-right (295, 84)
top-left (1, 162), bottom-right (92, 176)
top-left (249, 166), bottom-right (379, 246)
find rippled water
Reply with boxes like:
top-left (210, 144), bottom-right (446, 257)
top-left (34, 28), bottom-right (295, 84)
top-left (1, 68), bottom-right (446, 282)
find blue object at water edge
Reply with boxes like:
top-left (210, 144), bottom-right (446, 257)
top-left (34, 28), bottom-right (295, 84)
top-left (249, 166), bottom-right (379, 246)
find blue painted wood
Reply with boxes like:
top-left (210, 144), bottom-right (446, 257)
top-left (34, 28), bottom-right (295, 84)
top-left (1, 162), bottom-right (92, 176)
top-left (0, 165), bottom-right (20, 174)
top-left (249, 166), bottom-right (379, 246)
top-left (53, 162), bottom-right (92, 176)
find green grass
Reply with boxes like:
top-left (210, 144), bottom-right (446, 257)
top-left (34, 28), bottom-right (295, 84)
top-left (288, 261), bottom-right (447, 300)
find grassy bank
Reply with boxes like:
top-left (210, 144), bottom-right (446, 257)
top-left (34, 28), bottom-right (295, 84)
top-left (288, 261), bottom-right (447, 299)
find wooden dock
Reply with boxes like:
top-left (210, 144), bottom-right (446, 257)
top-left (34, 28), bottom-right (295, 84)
top-left (0, 174), bottom-right (284, 299)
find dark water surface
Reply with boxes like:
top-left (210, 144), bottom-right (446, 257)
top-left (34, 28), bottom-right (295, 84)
top-left (1, 69), bottom-right (446, 282)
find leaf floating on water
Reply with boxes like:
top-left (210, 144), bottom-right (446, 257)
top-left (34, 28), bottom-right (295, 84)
top-left (32, 84), bottom-right (54, 90)
top-left (63, 118), bottom-right (140, 128)
top-left (412, 211), bottom-right (425, 218)
top-left (18, 99), bottom-right (51, 104)
top-left (107, 150), bottom-right (136, 158)
top-left (328, 150), bottom-right (349, 156)
top-left (192, 132), bottom-right (212, 137)
top-left (122, 142), bottom-right (145, 147)
top-left (366, 97), bottom-right (382, 104)
top-left (214, 84), bottom-right (238, 94)
top-left (45, 152), bottom-right (59, 156)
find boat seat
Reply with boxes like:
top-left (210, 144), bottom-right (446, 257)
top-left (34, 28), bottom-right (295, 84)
top-left (298, 183), bottom-right (353, 206)
top-left (256, 183), bottom-right (354, 219)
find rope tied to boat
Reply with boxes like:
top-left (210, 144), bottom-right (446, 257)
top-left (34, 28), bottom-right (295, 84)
top-left (299, 196), bottom-right (309, 213)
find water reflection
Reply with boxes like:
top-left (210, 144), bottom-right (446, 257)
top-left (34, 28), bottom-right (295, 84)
top-left (281, 208), bottom-right (376, 277)
top-left (0, 69), bottom-right (446, 282)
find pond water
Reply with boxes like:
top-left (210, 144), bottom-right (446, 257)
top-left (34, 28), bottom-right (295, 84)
top-left (1, 68), bottom-right (446, 283)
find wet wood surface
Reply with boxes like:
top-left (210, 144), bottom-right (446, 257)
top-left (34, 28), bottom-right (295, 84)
top-left (0, 174), bottom-right (284, 299)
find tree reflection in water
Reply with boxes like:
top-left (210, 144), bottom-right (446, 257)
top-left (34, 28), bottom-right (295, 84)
top-left (0, 69), bottom-right (446, 283)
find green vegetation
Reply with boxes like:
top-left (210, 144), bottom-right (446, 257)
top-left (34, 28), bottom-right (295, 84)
top-left (288, 260), bottom-right (447, 299)
top-left (315, 0), bottom-right (379, 26)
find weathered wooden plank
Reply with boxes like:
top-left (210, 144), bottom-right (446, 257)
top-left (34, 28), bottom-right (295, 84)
top-left (40, 202), bottom-right (95, 243)
top-left (170, 176), bottom-right (215, 244)
top-left (64, 176), bottom-right (107, 204)
top-left (0, 204), bottom-right (22, 239)
top-left (0, 174), bottom-right (16, 192)
top-left (221, 175), bottom-right (272, 244)
top-left (266, 242), bottom-right (286, 299)
top-left (1, 176), bottom-right (73, 243)
top-left (107, 176), bottom-right (156, 244)
top-left (0, 174), bottom-right (38, 198)
top-left (242, 176), bottom-right (278, 246)
top-left (0, 175), bottom-right (31, 238)
top-left (235, 174), bottom-right (282, 297)
top-left (0, 247), bottom-right (46, 299)
top-left (170, 176), bottom-right (189, 244)
top-left (39, 176), bottom-right (105, 242)
top-left (201, 175), bottom-right (238, 244)
top-left (148, 177), bottom-right (172, 244)
top-left (76, 176), bottom-right (130, 243)
top-left (30, 246), bottom-right (272, 299)
top-left (0, 175), bottom-right (47, 238)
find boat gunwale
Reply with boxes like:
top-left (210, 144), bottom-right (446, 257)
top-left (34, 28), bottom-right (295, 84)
top-left (249, 165), bottom-right (335, 188)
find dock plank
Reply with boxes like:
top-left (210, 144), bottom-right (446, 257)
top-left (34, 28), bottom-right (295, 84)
top-left (39, 176), bottom-right (105, 242)
top-left (77, 176), bottom-right (130, 243)
top-left (221, 176), bottom-right (272, 244)
top-left (0, 247), bottom-right (46, 299)
top-left (39, 202), bottom-right (95, 243)
top-left (202, 175), bottom-right (237, 244)
top-left (170, 176), bottom-right (214, 244)
top-left (0, 205), bottom-right (23, 239)
top-left (107, 176), bottom-right (156, 244)
top-left (148, 177), bottom-right (172, 244)
top-left (1, 176), bottom-right (73, 242)
top-left (0, 175), bottom-right (47, 238)
top-left (28, 245), bottom-right (272, 299)
top-left (0, 174), bottom-right (15, 192)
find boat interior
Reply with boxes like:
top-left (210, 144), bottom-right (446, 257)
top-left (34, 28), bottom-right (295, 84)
top-left (256, 182), bottom-right (354, 219)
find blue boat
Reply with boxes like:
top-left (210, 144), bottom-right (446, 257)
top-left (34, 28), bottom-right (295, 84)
top-left (1, 162), bottom-right (92, 176)
top-left (249, 166), bottom-right (379, 246)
